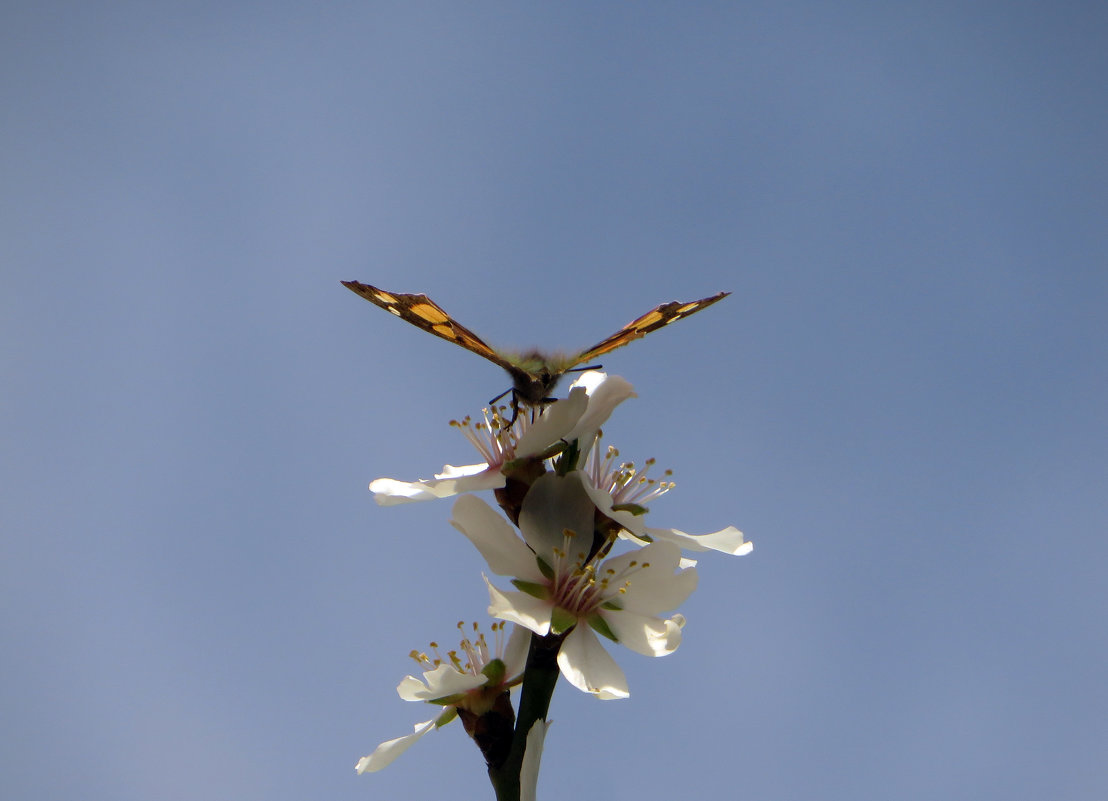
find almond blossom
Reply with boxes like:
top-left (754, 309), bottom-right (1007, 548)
top-left (368, 372), bottom-right (635, 506)
top-left (579, 433), bottom-right (754, 558)
top-left (450, 471), bottom-right (697, 700)
top-left (356, 622), bottom-right (529, 773)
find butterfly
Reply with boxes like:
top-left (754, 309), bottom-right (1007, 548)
top-left (342, 280), bottom-right (729, 414)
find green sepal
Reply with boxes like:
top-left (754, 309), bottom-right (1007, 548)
top-left (535, 555), bottom-right (555, 581)
top-left (599, 599), bottom-right (623, 611)
top-left (550, 606), bottom-right (578, 635)
top-left (500, 457), bottom-right (525, 474)
top-left (434, 707), bottom-right (458, 727)
top-left (481, 657), bottom-right (506, 685)
top-left (611, 502), bottom-right (648, 517)
top-left (535, 440), bottom-right (568, 461)
top-left (588, 614), bottom-right (619, 643)
top-left (511, 578), bottom-right (549, 599)
top-left (553, 438), bottom-right (581, 474)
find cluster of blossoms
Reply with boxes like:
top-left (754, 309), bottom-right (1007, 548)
top-left (357, 372), bottom-right (752, 796)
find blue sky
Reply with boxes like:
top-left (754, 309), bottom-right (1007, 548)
top-left (3, 2), bottom-right (1106, 799)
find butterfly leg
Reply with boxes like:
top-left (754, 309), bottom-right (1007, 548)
top-left (486, 386), bottom-right (526, 428)
top-left (488, 387), bottom-right (513, 406)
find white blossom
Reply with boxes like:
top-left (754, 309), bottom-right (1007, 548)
top-left (580, 434), bottom-right (754, 558)
top-left (451, 471), bottom-right (696, 700)
top-left (369, 373), bottom-right (634, 505)
top-left (356, 623), bottom-right (529, 773)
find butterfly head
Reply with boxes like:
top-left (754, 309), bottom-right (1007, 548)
top-left (506, 350), bottom-right (567, 407)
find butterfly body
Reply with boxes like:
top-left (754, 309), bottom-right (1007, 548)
top-left (342, 280), bottom-right (729, 409)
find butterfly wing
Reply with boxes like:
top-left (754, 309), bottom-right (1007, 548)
top-left (571, 291), bottom-right (731, 365)
top-left (342, 281), bottom-right (517, 372)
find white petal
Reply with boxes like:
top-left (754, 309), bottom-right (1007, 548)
top-left (434, 462), bottom-right (492, 480)
top-left (623, 563), bottom-right (698, 615)
top-left (502, 624), bottom-right (532, 678)
top-left (556, 626), bottom-right (629, 700)
top-left (515, 386), bottom-right (589, 455)
top-left (563, 373), bottom-right (636, 443)
top-left (520, 719), bottom-right (549, 801)
top-left (395, 674), bottom-right (430, 701)
top-left (603, 609), bottom-right (683, 656)
top-left (568, 370), bottom-right (607, 393)
top-left (369, 464), bottom-right (505, 506)
top-left (662, 614), bottom-right (686, 650)
top-left (642, 524), bottom-right (754, 556)
top-left (486, 577), bottom-right (552, 636)
top-left (450, 495), bottom-right (543, 579)
top-left (580, 464), bottom-right (755, 559)
top-left (355, 719), bottom-right (437, 773)
top-left (518, 472), bottom-right (597, 561)
top-left (606, 541), bottom-right (698, 614)
top-left (602, 538), bottom-right (681, 570)
top-left (368, 477), bottom-right (449, 505)
top-left (580, 478), bottom-right (643, 535)
top-left (419, 663), bottom-right (487, 698)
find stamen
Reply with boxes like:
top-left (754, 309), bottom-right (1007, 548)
top-left (409, 644), bottom-right (444, 670)
top-left (582, 433), bottom-right (676, 509)
top-left (448, 404), bottom-right (535, 467)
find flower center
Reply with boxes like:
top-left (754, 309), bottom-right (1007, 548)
top-left (409, 620), bottom-right (508, 676)
top-left (449, 407), bottom-right (520, 467)
top-left (547, 529), bottom-right (651, 619)
top-left (584, 434), bottom-right (675, 509)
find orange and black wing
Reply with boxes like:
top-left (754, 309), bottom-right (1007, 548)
top-left (342, 281), bottom-right (517, 372)
top-left (572, 291), bottom-right (730, 365)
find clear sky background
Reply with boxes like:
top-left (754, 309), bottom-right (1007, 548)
top-left (3, 3), bottom-right (1106, 800)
